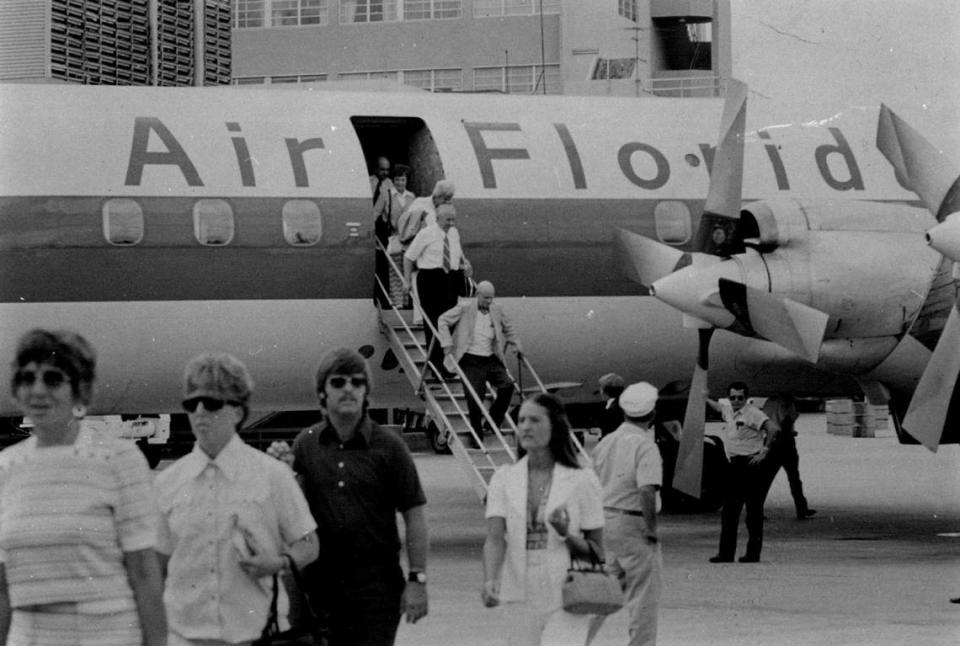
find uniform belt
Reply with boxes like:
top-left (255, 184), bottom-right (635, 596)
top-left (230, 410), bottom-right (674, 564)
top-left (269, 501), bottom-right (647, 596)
top-left (604, 506), bottom-right (643, 517)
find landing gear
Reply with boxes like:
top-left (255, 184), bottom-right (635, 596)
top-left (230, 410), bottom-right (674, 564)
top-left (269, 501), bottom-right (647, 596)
top-left (427, 419), bottom-right (451, 455)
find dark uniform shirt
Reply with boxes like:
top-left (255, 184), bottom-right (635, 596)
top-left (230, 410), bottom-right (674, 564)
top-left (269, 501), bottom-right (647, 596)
top-left (292, 417), bottom-right (426, 570)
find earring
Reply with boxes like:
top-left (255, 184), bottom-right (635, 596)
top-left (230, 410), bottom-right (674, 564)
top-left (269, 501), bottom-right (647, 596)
top-left (72, 404), bottom-right (87, 419)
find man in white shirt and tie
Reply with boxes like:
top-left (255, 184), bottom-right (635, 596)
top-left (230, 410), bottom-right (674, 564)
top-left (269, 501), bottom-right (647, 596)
top-left (437, 281), bottom-right (523, 442)
top-left (403, 204), bottom-right (470, 377)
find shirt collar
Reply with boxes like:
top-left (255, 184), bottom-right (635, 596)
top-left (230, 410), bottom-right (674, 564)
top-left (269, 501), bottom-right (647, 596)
top-left (184, 433), bottom-right (246, 482)
top-left (318, 416), bottom-right (373, 447)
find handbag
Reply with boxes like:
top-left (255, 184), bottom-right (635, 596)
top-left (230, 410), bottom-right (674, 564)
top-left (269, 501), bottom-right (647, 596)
top-left (561, 540), bottom-right (624, 616)
top-left (253, 556), bottom-right (327, 646)
top-left (386, 234), bottom-right (403, 255)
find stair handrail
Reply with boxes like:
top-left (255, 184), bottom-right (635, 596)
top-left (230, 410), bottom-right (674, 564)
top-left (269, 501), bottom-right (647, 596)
top-left (378, 240), bottom-right (502, 455)
top-left (460, 275), bottom-right (587, 460)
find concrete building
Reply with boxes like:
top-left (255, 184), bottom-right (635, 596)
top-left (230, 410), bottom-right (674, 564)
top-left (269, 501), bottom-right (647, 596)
top-left (231, 0), bottom-right (730, 96)
top-left (0, 0), bottom-right (231, 86)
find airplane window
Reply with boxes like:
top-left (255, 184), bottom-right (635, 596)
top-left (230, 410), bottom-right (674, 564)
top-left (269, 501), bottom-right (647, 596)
top-left (102, 199), bottom-right (144, 246)
top-left (193, 199), bottom-right (235, 246)
top-left (654, 201), bottom-right (692, 245)
top-left (282, 200), bottom-right (323, 246)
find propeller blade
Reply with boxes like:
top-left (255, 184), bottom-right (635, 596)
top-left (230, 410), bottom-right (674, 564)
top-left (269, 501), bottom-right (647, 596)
top-left (903, 305), bottom-right (960, 451)
top-left (876, 104), bottom-right (960, 220)
top-left (718, 279), bottom-right (829, 364)
top-left (926, 212), bottom-right (960, 261)
top-left (673, 327), bottom-right (713, 499)
top-left (703, 79), bottom-right (747, 219)
top-left (691, 80), bottom-right (748, 256)
top-left (614, 228), bottom-right (687, 288)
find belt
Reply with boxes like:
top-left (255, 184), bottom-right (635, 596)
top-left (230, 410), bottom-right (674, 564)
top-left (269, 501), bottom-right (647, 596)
top-left (604, 506), bottom-right (643, 517)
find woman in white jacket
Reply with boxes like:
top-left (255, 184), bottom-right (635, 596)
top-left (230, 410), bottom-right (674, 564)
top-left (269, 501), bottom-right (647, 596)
top-left (482, 393), bottom-right (606, 645)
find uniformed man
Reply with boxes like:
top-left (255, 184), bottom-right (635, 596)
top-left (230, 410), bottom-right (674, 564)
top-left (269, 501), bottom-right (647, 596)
top-left (592, 382), bottom-right (662, 646)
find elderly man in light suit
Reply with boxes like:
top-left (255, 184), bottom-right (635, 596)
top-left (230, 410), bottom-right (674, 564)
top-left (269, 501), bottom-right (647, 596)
top-left (438, 281), bottom-right (522, 440)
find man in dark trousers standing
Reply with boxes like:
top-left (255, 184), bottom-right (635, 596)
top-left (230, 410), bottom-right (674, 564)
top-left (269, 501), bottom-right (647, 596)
top-left (707, 382), bottom-right (780, 563)
top-left (292, 348), bottom-right (429, 645)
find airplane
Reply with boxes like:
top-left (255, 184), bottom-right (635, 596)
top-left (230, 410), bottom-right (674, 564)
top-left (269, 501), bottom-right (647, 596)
top-left (0, 83), bottom-right (955, 469)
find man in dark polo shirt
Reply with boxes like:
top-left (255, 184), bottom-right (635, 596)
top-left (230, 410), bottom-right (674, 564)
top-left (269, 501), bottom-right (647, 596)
top-left (292, 348), bottom-right (429, 646)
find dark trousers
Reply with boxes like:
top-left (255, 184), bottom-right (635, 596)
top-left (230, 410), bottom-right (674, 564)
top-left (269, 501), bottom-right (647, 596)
top-left (417, 268), bottom-right (463, 373)
top-left (717, 454), bottom-right (770, 559)
top-left (761, 439), bottom-right (810, 517)
top-left (307, 562), bottom-right (405, 646)
top-left (459, 353), bottom-right (514, 435)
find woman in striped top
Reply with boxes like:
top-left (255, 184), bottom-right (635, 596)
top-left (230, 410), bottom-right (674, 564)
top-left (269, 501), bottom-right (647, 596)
top-left (0, 329), bottom-right (167, 646)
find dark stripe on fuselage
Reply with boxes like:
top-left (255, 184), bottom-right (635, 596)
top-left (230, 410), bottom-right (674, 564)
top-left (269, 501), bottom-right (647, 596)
top-left (1, 195), bottom-right (697, 302)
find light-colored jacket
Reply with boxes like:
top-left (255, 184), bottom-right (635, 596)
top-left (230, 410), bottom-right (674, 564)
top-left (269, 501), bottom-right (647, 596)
top-left (485, 457), bottom-right (605, 603)
top-left (437, 300), bottom-right (523, 363)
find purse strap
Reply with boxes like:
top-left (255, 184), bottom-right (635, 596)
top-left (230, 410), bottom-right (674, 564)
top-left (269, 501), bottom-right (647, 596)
top-left (569, 539), bottom-right (606, 572)
top-left (259, 555), bottom-right (327, 643)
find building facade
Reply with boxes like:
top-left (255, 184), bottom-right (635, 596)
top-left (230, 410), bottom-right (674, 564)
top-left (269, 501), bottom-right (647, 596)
top-left (231, 0), bottom-right (730, 96)
top-left (0, 0), bottom-right (231, 85)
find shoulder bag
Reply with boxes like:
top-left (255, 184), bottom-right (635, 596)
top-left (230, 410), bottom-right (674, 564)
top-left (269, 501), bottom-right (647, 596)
top-left (561, 540), bottom-right (624, 616)
top-left (253, 555), bottom-right (327, 646)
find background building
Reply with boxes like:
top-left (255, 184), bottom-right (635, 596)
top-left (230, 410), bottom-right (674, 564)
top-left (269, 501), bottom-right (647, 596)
top-left (231, 0), bottom-right (731, 96)
top-left (0, 0), bottom-right (231, 85)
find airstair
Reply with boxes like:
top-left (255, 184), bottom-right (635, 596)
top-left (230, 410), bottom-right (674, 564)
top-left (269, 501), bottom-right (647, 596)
top-left (375, 242), bottom-right (585, 501)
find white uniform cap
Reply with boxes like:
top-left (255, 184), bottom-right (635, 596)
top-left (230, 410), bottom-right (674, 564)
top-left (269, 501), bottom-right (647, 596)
top-left (619, 382), bottom-right (658, 417)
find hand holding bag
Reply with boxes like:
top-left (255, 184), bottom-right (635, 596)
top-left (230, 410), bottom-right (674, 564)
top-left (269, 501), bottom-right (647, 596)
top-left (254, 555), bottom-right (327, 646)
top-left (562, 540), bottom-right (624, 616)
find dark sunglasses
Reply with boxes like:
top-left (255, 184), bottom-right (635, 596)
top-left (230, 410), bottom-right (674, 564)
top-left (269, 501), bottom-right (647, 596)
top-left (328, 376), bottom-right (367, 389)
top-left (14, 369), bottom-right (68, 389)
top-left (729, 395), bottom-right (746, 401)
top-left (181, 396), bottom-right (239, 413)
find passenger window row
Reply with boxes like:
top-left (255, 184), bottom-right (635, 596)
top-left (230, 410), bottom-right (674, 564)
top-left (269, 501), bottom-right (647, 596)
top-left (101, 198), bottom-right (323, 247)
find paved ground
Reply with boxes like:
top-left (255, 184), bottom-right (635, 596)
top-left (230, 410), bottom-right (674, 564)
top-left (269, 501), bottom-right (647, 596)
top-left (393, 414), bottom-right (960, 646)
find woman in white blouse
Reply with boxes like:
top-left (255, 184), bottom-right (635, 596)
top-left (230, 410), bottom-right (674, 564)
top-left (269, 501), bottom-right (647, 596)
top-left (482, 393), bottom-right (606, 645)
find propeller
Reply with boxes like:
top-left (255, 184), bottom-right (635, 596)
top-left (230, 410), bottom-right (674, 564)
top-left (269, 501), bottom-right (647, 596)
top-left (717, 279), bottom-right (829, 364)
top-left (666, 81), bottom-right (747, 499)
top-left (876, 105), bottom-right (960, 450)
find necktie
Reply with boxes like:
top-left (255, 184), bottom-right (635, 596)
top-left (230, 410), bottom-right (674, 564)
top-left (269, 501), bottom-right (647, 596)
top-left (442, 232), bottom-right (451, 272)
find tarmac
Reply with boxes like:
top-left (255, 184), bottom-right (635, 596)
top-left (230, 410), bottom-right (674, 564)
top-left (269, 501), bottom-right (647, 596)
top-left (393, 413), bottom-right (960, 646)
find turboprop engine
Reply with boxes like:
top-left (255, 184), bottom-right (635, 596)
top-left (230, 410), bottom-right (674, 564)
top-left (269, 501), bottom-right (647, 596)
top-left (649, 198), bottom-right (942, 372)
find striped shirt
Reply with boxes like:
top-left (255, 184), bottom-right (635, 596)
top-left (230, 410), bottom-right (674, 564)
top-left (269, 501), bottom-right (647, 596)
top-left (0, 428), bottom-right (158, 608)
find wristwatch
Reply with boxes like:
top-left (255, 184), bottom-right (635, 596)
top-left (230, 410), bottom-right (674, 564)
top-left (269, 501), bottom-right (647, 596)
top-left (408, 571), bottom-right (427, 584)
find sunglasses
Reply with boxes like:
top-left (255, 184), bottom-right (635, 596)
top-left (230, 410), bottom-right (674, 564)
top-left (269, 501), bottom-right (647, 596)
top-left (328, 376), bottom-right (367, 389)
top-left (729, 395), bottom-right (746, 401)
top-left (14, 369), bottom-right (68, 389)
top-left (181, 396), bottom-right (240, 413)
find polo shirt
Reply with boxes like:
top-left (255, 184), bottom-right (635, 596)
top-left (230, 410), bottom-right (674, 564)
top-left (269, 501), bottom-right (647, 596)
top-left (292, 417), bottom-right (426, 570)
top-left (592, 421), bottom-right (662, 513)
top-left (155, 435), bottom-right (317, 643)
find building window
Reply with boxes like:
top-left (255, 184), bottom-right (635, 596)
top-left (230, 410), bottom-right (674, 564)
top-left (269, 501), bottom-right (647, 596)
top-left (654, 201), bottom-right (692, 244)
top-left (403, 0), bottom-right (460, 20)
top-left (592, 58), bottom-right (637, 80)
top-left (340, 0), bottom-right (398, 23)
top-left (270, 73), bottom-right (327, 83)
top-left (282, 200), bottom-right (323, 246)
top-left (234, 76), bottom-right (266, 84)
top-left (618, 0), bottom-right (638, 22)
top-left (403, 68), bottom-right (462, 91)
top-left (235, 0), bottom-right (328, 27)
top-left (102, 199), bottom-right (144, 246)
top-left (473, 65), bottom-right (561, 94)
top-left (474, 0), bottom-right (559, 18)
top-left (339, 70), bottom-right (399, 81)
top-left (272, 0), bottom-right (328, 25)
top-left (193, 199), bottom-right (235, 246)
top-left (235, 0), bottom-right (265, 27)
